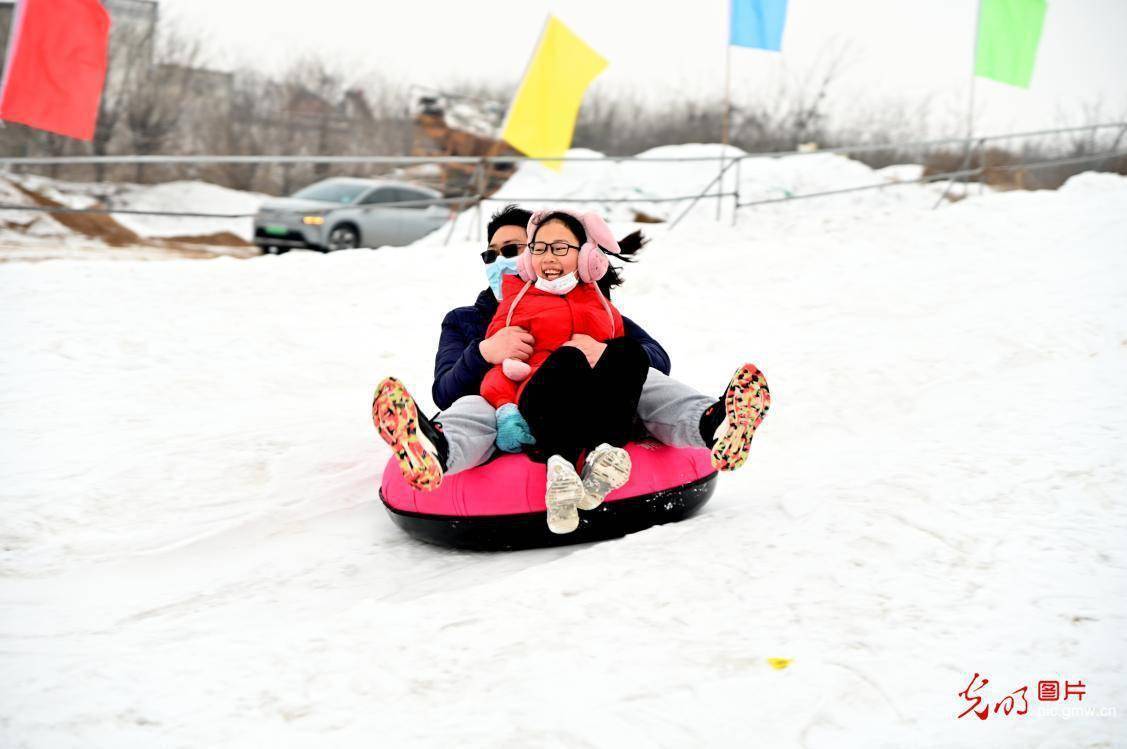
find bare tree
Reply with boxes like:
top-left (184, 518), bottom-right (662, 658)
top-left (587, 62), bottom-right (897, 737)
top-left (125, 30), bottom-right (205, 181)
top-left (91, 19), bottom-right (157, 181)
top-left (215, 71), bottom-right (269, 191)
top-left (730, 38), bottom-right (858, 151)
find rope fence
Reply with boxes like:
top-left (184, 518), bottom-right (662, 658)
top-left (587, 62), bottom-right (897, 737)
top-left (1, 122), bottom-right (1123, 236)
top-left (734, 148), bottom-right (1127, 209)
top-left (2, 122), bottom-right (1121, 167)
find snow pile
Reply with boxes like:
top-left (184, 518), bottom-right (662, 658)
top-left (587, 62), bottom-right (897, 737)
top-left (6, 145), bottom-right (956, 256)
top-left (430, 143), bottom-right (974, 245)
top-left (0, 173), bottom-right (264, 253)
top-left (0, 178), bottom-right (74, 239)
top-left (1, 159), bottom-right (1125, 746)
top-left (109, 180), bottom-right (265, 240)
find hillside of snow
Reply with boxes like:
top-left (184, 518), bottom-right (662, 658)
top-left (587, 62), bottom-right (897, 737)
top-left (0, 174), bottom-right (263, 261)
top-left (1, 148), bottom-right (1125, 747)
top-left (4, 146), bottom-right (967, 259)
top-left (434, 144), bottom-right (973, 244)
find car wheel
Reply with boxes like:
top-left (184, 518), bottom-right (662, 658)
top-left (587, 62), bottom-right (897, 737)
top-left (327, 224), bottom-right (360, 251)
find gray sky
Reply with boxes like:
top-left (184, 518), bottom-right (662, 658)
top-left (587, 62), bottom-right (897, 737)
top-left (162, 0), bottom-right (1127, 137)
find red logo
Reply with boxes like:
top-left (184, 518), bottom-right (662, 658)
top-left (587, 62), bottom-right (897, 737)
top-left (958, 674), bottom-right (1088, 720)
top-left (1038, 681), bottom-right (1059, 701)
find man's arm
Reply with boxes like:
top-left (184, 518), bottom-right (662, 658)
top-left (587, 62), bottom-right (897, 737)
top-left (432, 311), bottom-right (492, 410)
top-left (622, 315), bottom-right (671, 375)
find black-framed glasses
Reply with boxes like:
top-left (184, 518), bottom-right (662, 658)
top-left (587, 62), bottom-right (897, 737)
top-left (527, 241), bottom-right (579, 256)
top-left (480, 242), bottom-right (524, 264)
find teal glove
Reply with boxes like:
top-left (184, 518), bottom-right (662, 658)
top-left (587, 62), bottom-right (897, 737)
top-left (496, 404), bottom-right (536, 453)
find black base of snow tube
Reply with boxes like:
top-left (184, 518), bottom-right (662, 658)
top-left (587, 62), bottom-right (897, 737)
top-left (380, 472), bottom-right (718, 551)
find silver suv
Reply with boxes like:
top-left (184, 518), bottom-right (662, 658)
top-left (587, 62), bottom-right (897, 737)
top-left (254, 178), bottom-right (449, 253)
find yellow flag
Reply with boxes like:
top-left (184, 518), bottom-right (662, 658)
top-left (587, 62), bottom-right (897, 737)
top-left (501, 17), bottom-right (608, 171)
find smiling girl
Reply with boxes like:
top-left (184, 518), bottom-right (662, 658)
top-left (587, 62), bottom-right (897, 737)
top-left (479, 209), bottom-right (650, 534)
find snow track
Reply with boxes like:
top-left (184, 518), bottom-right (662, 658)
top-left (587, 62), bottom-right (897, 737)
top-left (1, 158), bottom-right (1125, 747)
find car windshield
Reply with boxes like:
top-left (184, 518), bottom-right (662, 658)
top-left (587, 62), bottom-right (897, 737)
top-left (291, 181), bottom-right (369, 204)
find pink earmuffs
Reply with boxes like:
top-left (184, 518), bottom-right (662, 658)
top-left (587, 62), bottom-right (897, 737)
top-left (517, 209), bottom-right (621, 284)
top-left (502, 209), bottom-right (620, 384)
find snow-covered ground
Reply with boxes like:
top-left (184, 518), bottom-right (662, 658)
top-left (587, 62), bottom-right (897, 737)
top-left (105, 180), bottom-right (264, 241)
top-left (1, 150), bottom-right (1125, 747)
top-left (434, 144), bottom-right (967, 244)
top-left (0, 174), bottom-right (263, 261)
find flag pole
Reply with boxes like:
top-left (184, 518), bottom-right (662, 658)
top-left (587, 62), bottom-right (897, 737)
top-left (719, 26), bottom-right (732, 220)
top-left (966, 0), bottom-right (982, 196)
top-left (968, 0), bottom-right (981, 142)
top-left (723, 44), bottom-right (732, 147)
top-left (937, 0), bottom-right (983, 207)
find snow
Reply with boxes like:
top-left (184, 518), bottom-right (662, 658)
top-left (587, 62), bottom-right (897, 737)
top-left (1, 173), bottom-right (263, 259)
top-left (430, 144), bottom-right (981, 247)
top-left (0, 177), bottom-right (75, 240)
top-left (6, 173), bottom-right (266, 239)
top-left (108, 180), bottom-right (265, 241)
top-left (1, 148), bottom-right (1126, 747)
top-left (877, 163), bottom-right (927, 182)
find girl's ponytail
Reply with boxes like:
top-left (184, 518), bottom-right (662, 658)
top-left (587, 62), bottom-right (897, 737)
top-left (597, 230), bottom-right (649, 299)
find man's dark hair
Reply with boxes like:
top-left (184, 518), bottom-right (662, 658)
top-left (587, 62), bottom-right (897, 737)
top-left (486, 204), bottom-right (532, 243)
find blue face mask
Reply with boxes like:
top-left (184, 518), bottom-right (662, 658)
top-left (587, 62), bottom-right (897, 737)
top-left (486, 255), bottom-right (520, 299)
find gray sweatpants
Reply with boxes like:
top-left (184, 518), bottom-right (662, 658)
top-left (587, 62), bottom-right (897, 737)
top-left (441, 368), bottom-right (714, 474)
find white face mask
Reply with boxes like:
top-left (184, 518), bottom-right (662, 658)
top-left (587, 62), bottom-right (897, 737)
top-left (534, 271), bottom-right (579, 295)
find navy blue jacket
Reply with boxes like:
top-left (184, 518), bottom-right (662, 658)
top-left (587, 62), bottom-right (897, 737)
top-left (432, 288), bottom-right (671, 410)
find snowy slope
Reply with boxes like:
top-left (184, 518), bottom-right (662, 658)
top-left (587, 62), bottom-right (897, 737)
top-left (431, 144), bottom-right (978, 248)
top-left (1, 173), bottom-right (264, 249)
top-left (108, 180), bottom-right (264, 240)
top-left (1, 157), bottom-right (1125, 747)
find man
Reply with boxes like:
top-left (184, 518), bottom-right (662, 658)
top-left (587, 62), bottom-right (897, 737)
top-left (373, 204), bottom-right (769, 492)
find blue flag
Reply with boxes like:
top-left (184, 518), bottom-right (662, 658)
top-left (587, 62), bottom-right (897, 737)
top-left (730, 0), bottom-right (788, 51)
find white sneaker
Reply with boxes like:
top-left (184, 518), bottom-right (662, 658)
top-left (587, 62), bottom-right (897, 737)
top-left (579, 443), bottom-right (632, 511)
top-left (545, 456), bottom-right (584, 534)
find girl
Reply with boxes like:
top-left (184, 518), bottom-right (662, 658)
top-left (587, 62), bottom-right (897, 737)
top-left (480, 209), bottom-right (651, 534)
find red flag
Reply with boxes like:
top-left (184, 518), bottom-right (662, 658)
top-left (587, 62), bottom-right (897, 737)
top-left (0, 0), bottom-right (111, 141)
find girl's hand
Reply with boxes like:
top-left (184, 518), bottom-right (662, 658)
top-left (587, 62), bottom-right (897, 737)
top-left (479, 326), bottom-right (534, 364)
top-left (563, 334), bottom-right (607, 367)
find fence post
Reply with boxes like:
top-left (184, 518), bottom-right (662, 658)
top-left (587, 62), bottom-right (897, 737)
top-left (445, 160), bottom-right (482, 246)
top-left (1100, 122), bottom-right (1127, 170)
top-left (934, 134), bottom-right (977, 208)
top-left (978, 138), bottom-right (987, 194)
top-left (668, 157), bottom-right (740, 230)
top-left (716, 153), bottom-right (725, 221)
top-left (472, 158), bottom-right (487, 241)
top-left (732, 157), bottom-right (741, 227)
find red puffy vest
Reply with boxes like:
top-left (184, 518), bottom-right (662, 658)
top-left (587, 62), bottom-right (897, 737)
top-left (480, 274), bottom-right (624, 407)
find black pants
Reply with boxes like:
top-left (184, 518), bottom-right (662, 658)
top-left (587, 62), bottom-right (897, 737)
top-left (519, 337), bottom-right (650, 465)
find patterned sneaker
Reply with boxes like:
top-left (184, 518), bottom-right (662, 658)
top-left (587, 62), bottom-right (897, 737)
top-left (372, 377), bottom-right (447, 491)
top-left (545, 456), bottom-right (584, 534)
top-left (710, 364), bottom-right (771, 471)
top-left (578, 443), bottom-right (632, 510)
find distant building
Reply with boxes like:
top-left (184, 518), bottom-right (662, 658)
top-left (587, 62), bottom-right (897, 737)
top-left (0, 0), bottom-right (158, 68)
top-left (0, 3), bottom-right (12, 67)
top-left (155, 63), bottom-right (235, 154)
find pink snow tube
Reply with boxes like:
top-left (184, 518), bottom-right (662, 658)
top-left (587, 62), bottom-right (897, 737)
top-left (379, 442), bottom-right (718, 550)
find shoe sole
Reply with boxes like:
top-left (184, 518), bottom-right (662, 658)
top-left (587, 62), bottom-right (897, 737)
top-left (579, 447), bottom-right (632, 510)
top-left (373, 377), bottom-right (443, 491)
top-left (545, 466), bottom-right (584, 534)
top-left (711, 364), bottom-right (771, 472)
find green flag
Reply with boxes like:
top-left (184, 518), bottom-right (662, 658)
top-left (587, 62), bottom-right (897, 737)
top-left (975, 0), bottom-right (1047, 88)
